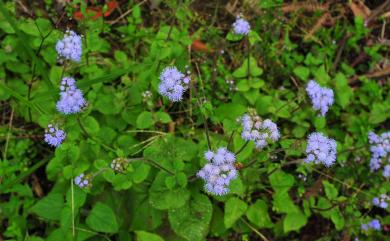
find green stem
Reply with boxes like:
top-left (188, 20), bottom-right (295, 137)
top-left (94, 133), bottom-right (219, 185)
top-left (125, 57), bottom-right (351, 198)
top-left (235, 141), bottom-right (249, 156)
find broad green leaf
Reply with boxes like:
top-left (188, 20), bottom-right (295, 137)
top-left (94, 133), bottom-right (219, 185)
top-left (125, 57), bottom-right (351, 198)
top-left (82, 116), bottom-right (100, 134)
top-left (369, 102), bottom-right (390, 124)
top-left (322, 180), bottom-right (338, 200)
top-left (224, 197), bottom-right (248, 228)
top-left (156, 111), bottom-right (172, 123)
top-left (149, 171), bottom-right (190, 210)
top-left (269, 170), bottom-right (295, 192)
top-left (136, 231), bottom-right (165, 241)
top-left (168, 194), bottom-right (212, 241)
top-left (246, 199), bottom-right (273, 228)
top-left (30, 193), bottom-right (64, 220)
top-left (86, 202), bottom-right (119, 233)
top-left (283, 210), bottom-right (307, 233)
top-left (272, 191), bottom-right (299, 214)
top-left (330, 208), bottom-right (345, 230)
top-left (293, 66), bottom-right (310, 81)
top-left (94, 94), bottom-right (122, 115)
top-left (233, 56), bottom-right (263, 78)
top-left (136, 111), bottom-right (155, 129)
top-left (335, 73), bottom-right (353, 108)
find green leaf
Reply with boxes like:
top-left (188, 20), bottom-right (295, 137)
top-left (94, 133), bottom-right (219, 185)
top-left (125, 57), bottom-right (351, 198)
top-left (168, 194), bottom-right (212, 241)
top-left (30, 193), bottom-right (64, 220)
top-left (94, 93), bottom-right (122, 115)
top-left (136, 111), bottom-right (155, 129)
top-left (248, 31), bottom-right (261, 45)
top-left (330, 208), bottom-right (345, 230)
top-left (86, 202), bottom-right (119, 233)
top-left (272, 191), bottom-right (299, 214)
top-left (66, 186), bottom-right (86, 209)
top-left (283, 210), bottom-right (307, 233)
top-left (135, 231), bottom-right (165, 241)
top-left (322, 180), bottom-right (338, 200)
top-left (82, 116), bottom-right (100, 134)
top-left (156, 111), bottom-right (172, 123)
top-left (149, 171), bottom-right (190, 210)
top-left (335, 73), bottom-right (353, 108)
top-left (233, 56), bottom-right (263, 78)
top-left (269, 170), bottom-right (295, 192)
top-left (214, 103), bottom-right (246, 121)
top-left (131, 163), bottom-right (151, 183)
top-left (226, 31), bottom-right (244, 41)
top-left (293, 66), bottom-right (310, 81)
top-left (224, 197), bottom-right (248, 228)
top-left (369, 102), bottom-right (390, 124)
top-left (246, 199), bottom-right (273, 228)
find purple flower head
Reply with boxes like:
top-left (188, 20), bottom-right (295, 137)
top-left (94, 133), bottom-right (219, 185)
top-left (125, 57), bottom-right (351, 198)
top-left (56, 77), bottom-right (87, 114)
top-left (368, 131), bottom-right (390, 177)
top-left (240, 111), bottom-right (280, 149)
top-left (372, 194), bottom-right (388, 209)
top-left (197, 147), bottom-right (237, 196)
top-left (56, 30), bottom-right (82, 62)
top-left (232, 17), bottom-right (250, 35)
top-left (158, 66), bottom-right (190, 102)
top-left (306, 80), bottom-right (334, 116)
top-left (74, 173), bottom-right (92, 188)
top-left (305, 132), bottom-right (337, 167)
top-left (44, 124), bottom-right (66, 147)
top-left (368, 219), bottom-right (381, 230)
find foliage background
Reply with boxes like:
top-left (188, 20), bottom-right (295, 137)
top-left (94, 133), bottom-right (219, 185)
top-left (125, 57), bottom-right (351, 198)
top-left (0, 0), bottom-right (389, 241)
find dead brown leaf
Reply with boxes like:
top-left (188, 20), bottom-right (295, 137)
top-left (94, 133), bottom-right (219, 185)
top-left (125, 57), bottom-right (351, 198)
top-left (349, 1), bottom-right (371, 20)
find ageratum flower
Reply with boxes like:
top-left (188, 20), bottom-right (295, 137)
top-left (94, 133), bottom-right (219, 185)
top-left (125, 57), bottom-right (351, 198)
top-left (158, 66), bottom-right (190, 102)
top-left (74, 173), bottom-right (92, 188)
top-left (305, 132), bottom-right (337, 167)
top-left (369, 219), bottom-right (381, 230)
top-left (44, 124), bottom-right (66, 147)
top-left (56, 77), bottom-right (87, 114)
top-left (306, 80), bottom-right (334, 116)
top-left (111, 157), bottom-right (130, 173)
top-left (368, 131), bottom-right (390, 178)
top-left (232, 17), bottom-right (250, 35)
top-left (240, 111), bottom-right (280, 149)
top-left (197, 148), bottom-right (237, 196)
top-left (372, 194), bottom-right (388, 209)
top-left (56, 30), bottom-right (82, 62)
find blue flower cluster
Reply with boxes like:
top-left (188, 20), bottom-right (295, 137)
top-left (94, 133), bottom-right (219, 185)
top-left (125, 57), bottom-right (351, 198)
top-left (44, 124), bottom-right (66, 147)
top-left (55, 30), bottom-right (82, 62)
top-left (197, 148), bottom-right (237, 195)
top-left (240, 113), bottom-right (280, 149)
top-left (305, 132), bottom-right (337, 167)
top-left (74, 173), bottom-right (91, 188)
top-left (372, 194), bottom-right (388, 209)
top-left (158, 66), bottom-right (190, 102)
top-left (368, 131), bottom-right (390, 177)
top-left (56, 77), bottom-right (87, 114)
top-left (361, 219), bottom-right (381, 231)
top-left (306, 80), bottom-right (334, 116)
top-left (232, 17), bottom-right (250, 35)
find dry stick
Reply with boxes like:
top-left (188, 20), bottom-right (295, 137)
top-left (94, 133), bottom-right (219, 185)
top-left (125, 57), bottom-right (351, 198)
top-left (240, 218), bottom-right (270, 241)
top-left (108, 0), bottom-right (147, 25)
top-left (227, 130), bottom-right (235, 150)
top-left (312, 167), bottom-right (372, 197)
top-left (195, 63), bottom-right (212, 150)
top-left (366, 0), bottom-right (390, 26)
top-left (332, 32), bottom-right (350, 73)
